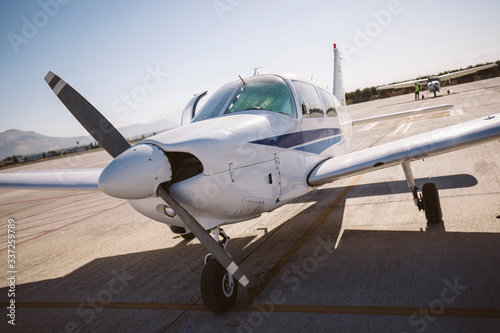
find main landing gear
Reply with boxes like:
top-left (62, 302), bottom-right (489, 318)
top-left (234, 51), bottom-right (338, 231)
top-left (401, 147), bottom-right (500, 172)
top-left (201, 228), bottom-right (238, 313)
top-left (402, 161), bottom-right (443, 223)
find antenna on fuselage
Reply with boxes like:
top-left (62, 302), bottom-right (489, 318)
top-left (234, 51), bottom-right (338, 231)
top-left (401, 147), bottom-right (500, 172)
top-left (253, 67), bottom-right (263, 76)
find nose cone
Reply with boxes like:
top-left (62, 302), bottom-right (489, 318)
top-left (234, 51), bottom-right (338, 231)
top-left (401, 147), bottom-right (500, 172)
top-left (98, 144), bottom-right (172, 199)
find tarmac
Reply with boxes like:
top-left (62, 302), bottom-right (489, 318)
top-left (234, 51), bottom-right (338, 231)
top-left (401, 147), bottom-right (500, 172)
top-left (1, 77), bottom-right (500, 332)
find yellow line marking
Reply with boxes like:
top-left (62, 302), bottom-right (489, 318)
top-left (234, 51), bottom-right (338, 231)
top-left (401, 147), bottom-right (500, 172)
top-left (0, 302), bottom-right (206, 311)
top-left (2, 302), bottom-right (499, 318)
top-left (242, 304), bottom-right (500, 318)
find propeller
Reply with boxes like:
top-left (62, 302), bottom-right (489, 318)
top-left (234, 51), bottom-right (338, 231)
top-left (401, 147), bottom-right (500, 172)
top-left (44, 72), bottom-right (249, 287)
top-left (44, 71), bottom-right (131, 158)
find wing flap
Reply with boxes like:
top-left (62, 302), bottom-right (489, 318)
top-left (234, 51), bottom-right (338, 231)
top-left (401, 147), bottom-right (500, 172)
top-left (0, 169), bottom-right (102, 191)
top-left (308, 114), bottom-right (500, 186)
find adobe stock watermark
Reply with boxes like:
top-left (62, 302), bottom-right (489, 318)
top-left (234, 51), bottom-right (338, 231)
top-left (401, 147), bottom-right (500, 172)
top-left (64, 267), bottom-right (134, 333)
top-left (111, 64), bottom-right (169, 121)
top-left (7, 0), bottom-right (72, 54)
top-left (341, 0), bottom-right (404, 63)
top-left (402, 277), bottom-right (467, 333)
top-left (236, 235), bottom-right (336, 332)
top-left (212, 0), bottom-right (243, 21)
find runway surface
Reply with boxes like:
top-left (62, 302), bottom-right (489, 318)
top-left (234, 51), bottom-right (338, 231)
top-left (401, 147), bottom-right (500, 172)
top-left (1, 78), bottom-right (500, 332)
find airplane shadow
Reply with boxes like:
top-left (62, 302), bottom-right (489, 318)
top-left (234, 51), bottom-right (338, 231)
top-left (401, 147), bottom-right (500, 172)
top-left (237, 174), bottom-right (499, 314)
top-left (3, 235), bottom-right (258, 304)
top-left (1, 173), bottom-right (499, 332)
top-left (292, 174), bottom-right (477, 201)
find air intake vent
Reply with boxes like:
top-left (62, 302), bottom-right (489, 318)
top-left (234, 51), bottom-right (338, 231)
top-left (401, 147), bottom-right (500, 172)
top-left (235, 199), bottom-right (264, 216)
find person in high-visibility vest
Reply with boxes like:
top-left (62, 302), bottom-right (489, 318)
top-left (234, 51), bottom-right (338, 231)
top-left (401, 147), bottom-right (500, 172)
top-left (414, 83), bottom-right (420, 100)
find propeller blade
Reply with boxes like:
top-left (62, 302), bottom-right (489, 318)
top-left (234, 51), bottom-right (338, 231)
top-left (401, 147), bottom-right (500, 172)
top-left (44, 71), bottom-right (131, 158)
top-left (157, 185), bottom-right (249, 287)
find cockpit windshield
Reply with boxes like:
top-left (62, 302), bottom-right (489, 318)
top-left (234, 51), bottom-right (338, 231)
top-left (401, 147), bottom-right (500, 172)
top-left (192, 80), bottom-right (240, 122)
top-left (225, 76), bottom-right (296, 117)
top-left (192, 75), bottom-right (296, 122)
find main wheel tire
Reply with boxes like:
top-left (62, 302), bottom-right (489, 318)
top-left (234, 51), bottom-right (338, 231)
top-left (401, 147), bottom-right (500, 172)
top-left (181, 232), bottom-right (195, 241)
top-left (201, 258), bottom-right (238, 313)
top-left (422, 182), bottom-right (443, 223)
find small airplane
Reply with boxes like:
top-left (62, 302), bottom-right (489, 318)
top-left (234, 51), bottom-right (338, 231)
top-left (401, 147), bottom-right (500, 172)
top-left (377, 63), bottom-right (498, 97)
top-left (1, 44), bottom-right (500, 313)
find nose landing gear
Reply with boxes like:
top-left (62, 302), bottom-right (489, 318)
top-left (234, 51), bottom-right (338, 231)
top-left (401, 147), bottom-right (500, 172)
top-left (201, 228), bottom-right (238, 313)
top-left (157, 186), bottom-right (248, 314)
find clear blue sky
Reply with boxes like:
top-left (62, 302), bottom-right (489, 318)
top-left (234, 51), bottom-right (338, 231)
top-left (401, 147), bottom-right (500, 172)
top-left (1, 0), bottom-right (500, 137)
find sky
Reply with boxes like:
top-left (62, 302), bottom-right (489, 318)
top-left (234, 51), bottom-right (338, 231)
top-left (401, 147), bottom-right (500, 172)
top-left (1, 0), bottom-right (500, 137)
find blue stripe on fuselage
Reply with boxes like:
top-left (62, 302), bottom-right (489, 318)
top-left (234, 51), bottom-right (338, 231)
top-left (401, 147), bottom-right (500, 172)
top-left (250, 128), bottom-right (341, 150)
top-left (294, 136), bottom-right (343, 154)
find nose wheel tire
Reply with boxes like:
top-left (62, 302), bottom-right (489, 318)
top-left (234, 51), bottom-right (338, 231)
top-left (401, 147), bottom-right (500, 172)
top-left (422, 182), bottom-right (442, 223)
top-left (201, 258), bottom-right (238, 313)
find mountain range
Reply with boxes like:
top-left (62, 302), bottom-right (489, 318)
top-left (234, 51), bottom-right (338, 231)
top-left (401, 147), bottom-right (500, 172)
top-left (0, 118), bottom-right (178, 160)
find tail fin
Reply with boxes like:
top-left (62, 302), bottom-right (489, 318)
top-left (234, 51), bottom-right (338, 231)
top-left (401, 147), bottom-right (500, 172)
top-left (332, 44), bottom-right (346, 108)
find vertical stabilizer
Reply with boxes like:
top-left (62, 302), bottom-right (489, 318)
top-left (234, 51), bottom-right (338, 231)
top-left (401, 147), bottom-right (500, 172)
top-left (332, 44), bottom-right (346, 108)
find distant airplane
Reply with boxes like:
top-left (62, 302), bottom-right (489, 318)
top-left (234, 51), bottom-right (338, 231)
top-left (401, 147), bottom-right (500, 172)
top-left (1, 44), bottom-right (500, 313)
top-left (377, 63), bottom-right (498, 97)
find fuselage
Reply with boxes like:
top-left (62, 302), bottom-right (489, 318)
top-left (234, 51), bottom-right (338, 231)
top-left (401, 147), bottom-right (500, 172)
top-left (128, 74), bottom-right (352, 231)
top-left (427, 77), bottom-right (441, 93)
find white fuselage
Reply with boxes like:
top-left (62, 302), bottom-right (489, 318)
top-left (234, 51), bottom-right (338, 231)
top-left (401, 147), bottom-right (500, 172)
top-left (127, 74), bottom-right (351, 231)
top-left (427, 79), bottom-right (441, 93)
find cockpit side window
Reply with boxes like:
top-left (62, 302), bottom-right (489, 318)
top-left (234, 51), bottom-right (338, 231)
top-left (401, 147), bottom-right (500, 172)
top-left (319, 89), bottom-right (337, 117)
top-left (292, 81), bottom-right (324, 118)
top-left (192, 81), bottom-right (240, 122)
top-left (224, 76), bottom-right (296, 117)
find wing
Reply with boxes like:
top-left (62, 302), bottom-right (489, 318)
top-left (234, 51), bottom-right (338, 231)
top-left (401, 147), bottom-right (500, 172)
top-left (308, 114), bottom-right (500, 186)
top-left (352, 104), bottom-right (453, 125)
top-left (377, 78), bottom-right (428, 91)
top-left (0, 169), bottom-right (102, 190)
top-left (438, 63), bottom-right (497, 82)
